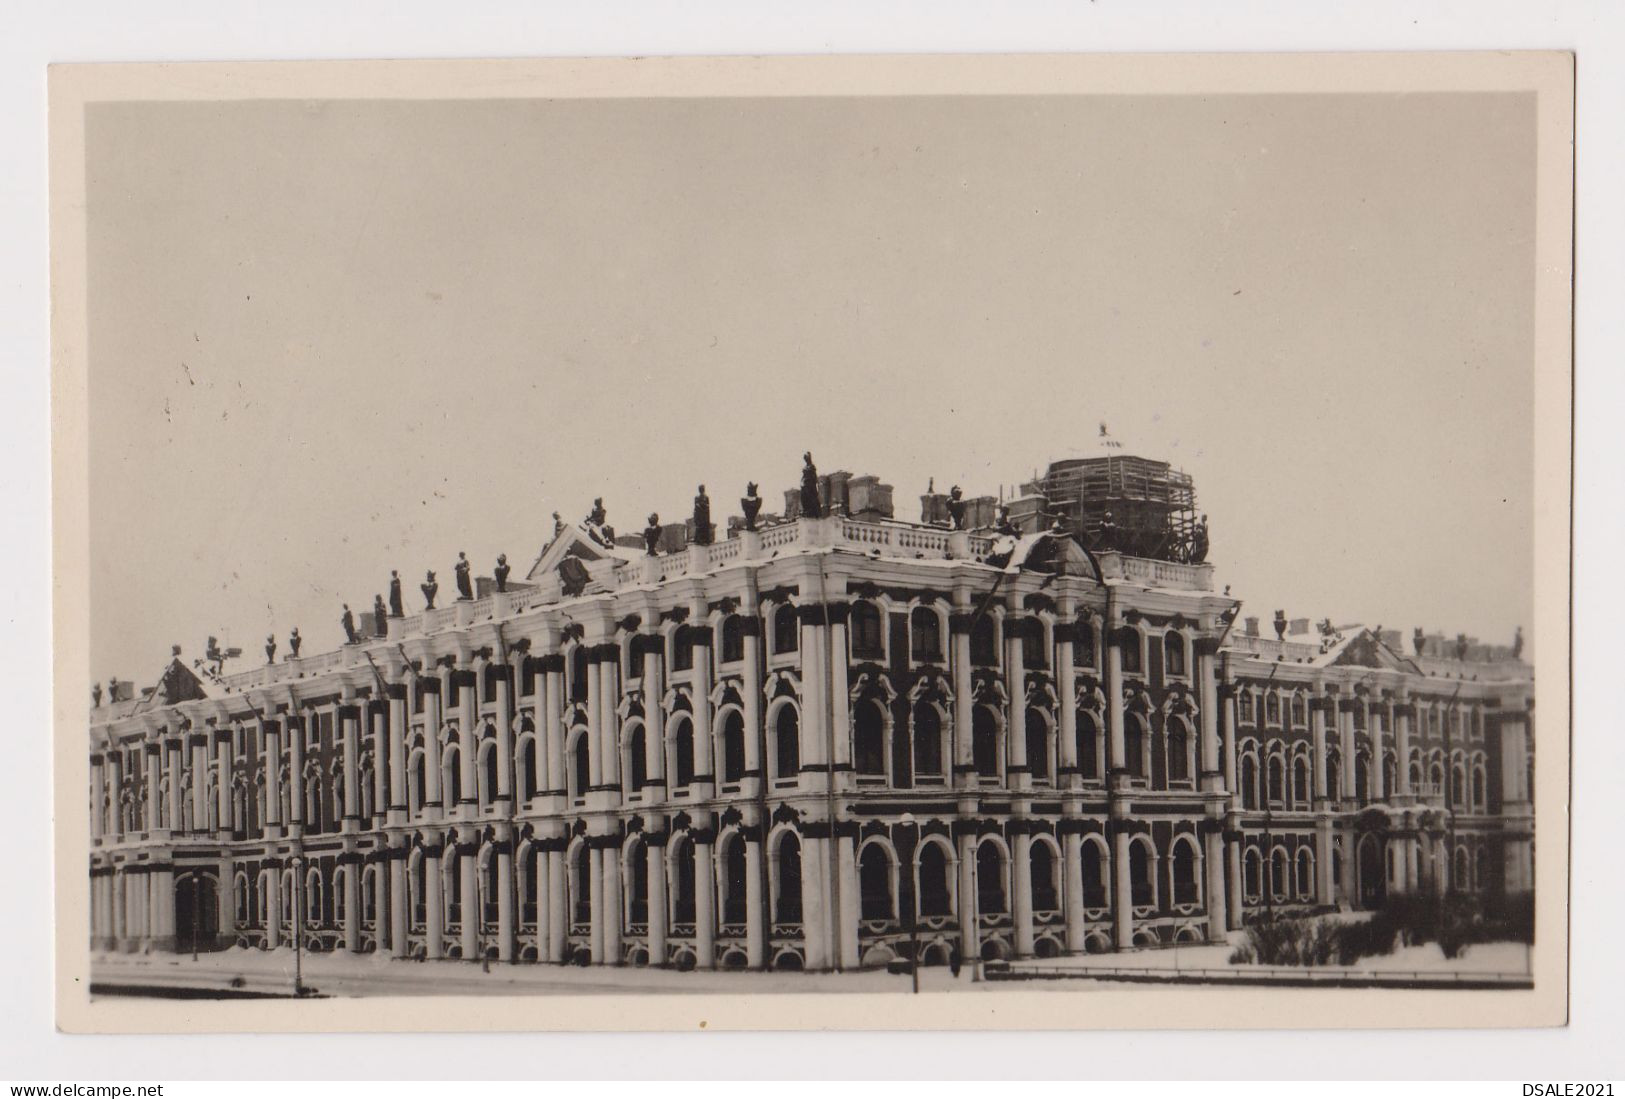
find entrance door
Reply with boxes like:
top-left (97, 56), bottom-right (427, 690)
top-left (1357, 835), bottom-right (1386, 910)
top-left (174, 872), bottom-right (219, 952)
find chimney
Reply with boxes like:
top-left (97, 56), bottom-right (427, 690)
top-left (1244, 616), bottom-right (1260, 638)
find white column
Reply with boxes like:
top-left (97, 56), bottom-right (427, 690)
top-left (602, 844), bottom-right (622, 965)
top-left (458, 666), bottom-right (478, 809)
top-left (646, 842), bottom-right (667, 967)
top-left (691, 639), bottom-right (714, 791)
top-left (1339, 705), bottom-right (1356, 800)
top-left (497, 845), bottom-right (515, 962)
top-left (800, 835), bottom-right (828, 970)
top-left (494, 666), bottom-right (514, 803)
top-left (642, 644), bottom-right (666, 792)
top-left (424, 851), bottom-right (443, 959)
top-left (836, 834), bottom-right (860, 970)
top-left (1311, 698), bottom-right (1329, 800)
top-left (460, 848), bottom-right (478, 959)
top-left (1205, 830), bottom-right (1228, 941)
top-left (546, 848), bottom-right (566, 963)
top-left (828, 617), bottom-right (851, 776)
top-left (145, 746), bottom-right (162, 832)
top-left (599, 652), bottom-right (620, 792)
top-left (1395, 703), bottom-right (1414, 796)
top-left (533, 845), bottom-right (551, 963)
top-left (1057, 634), bottom-right (1078, 782)
top-left (951, 616), bottom-right (974, 787)
top-left (588, 847), bottom-right (605, 963)
top-left (1112, 831), bottom-right (1134, 950)
top-left (745, 837), bottom-right (765, 968)
top-left (957, 833), bottom-right (980, 962)
top-left (342, 862), bottom-right (360, 952)
top-left (544, 667), bottom-right (566, 799)
top-left (1369, 702), bottom-right (1387, 801)
top-left (695, 838), bottom-right (715, 969)
top-left (191, 736), bottom-right (210, 832)
top-left (1316, 818), bottom-right (1335, 904)
top-left (389, 856), bottom-right (408, 958)
top-left (214, 735), bottom-right (232, 835)
top-left (264, 866), bottom-right (281, 949)
top-left (1005, 620), bottom-right (1028, 787)
top-left (341, 706), bottom-right (361, 830)
top-left (1012, 832), bottom-right (1035, 957)
top-left (1062, 832), bottom-right (1086, 952)
top-left (388, 685), bottom-right (409, 818)
top-left (742, 630), bottom-right (763, 782)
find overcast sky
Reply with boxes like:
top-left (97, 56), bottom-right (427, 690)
top-left (85, 91), bottom-right (1535, 682)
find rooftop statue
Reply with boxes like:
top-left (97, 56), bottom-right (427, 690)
top-left (341, 604), bottom-right (359, 645)
top-left (1190, 514), bottom-right (1210, 564)
top-left (92, 682), bottom-right (102, 708)
top-left (692, 484), bottom-right (713, 546)
top-left (106, 677), bottom-right (118, 703)
top-left (1455, 633), bottom-right (1470, 661)
top-left (373, 594), bottom-right (388, 635)
top-left (1273, 609), bottom-right (1287, 640)
top-left (265, 633), bottom-right (277, 665)
top-left (422, 571), bottom-right (439, 611)
top-left (454, 552), bottom-right (473, 601)
top-left (800, 452), bottom-right (822, 519)
top-left (1096, 509), bottom-right (1118, 552)
top-left (1413, 626), bottom-right (1426, 656)
top-left (643, 513), bottom-right (662, 556)
top-left (289, 627), bottom-right (302, 658)
top-left (1513, 625), bottom-right (1524, 660)
top-left (740, 483), bottom-right (762, 532)
top-left (389, 570), bottom-right (404, 617)
top-left (946, 485), bottom-right (967, 531)
top-left (584, 498), bottom-right (612, 547)
top-left (552, 511), bottom-right (564, 536)
top-left (494, 553), bottom-right (510, 593)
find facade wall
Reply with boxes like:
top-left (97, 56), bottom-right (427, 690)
top-left (87, 516), bottom-right (1534, 969)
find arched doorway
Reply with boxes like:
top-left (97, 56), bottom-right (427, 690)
top-left (1357, 833), bottom-right (1387, 910)
top-left (174, 872), bottom-right (220, 953)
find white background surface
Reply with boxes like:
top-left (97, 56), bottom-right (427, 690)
top-left (4, 0), bottom-right (1621, 1081)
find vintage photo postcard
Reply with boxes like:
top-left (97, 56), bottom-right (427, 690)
top-left (50, 51), bottom-right (1573, 1033)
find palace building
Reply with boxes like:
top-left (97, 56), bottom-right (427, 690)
top-left (85, 442), bottom-right (1535, 972)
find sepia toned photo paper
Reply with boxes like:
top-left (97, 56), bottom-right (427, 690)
top-left (50, 51), bottom-right (1574, 1034)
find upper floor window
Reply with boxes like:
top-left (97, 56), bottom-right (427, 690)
top-left (1120, 631), bottom-right (1143, 676)
top-left (1022, 621), bottom-right (1049, 670)
top-left (850, 602), bottom-right (883, 661)
top-left (1239, 691), bottom-right (1255, 723)
top-left (969, 617), bottom-right (997, 667)
top-left (1265, 692), bottom-right (1280, 726)
top-left (1162, 631), bottom-right (1186, 677)
top-left (1290, 694), bottom-right (1307, 726)
top-left (672, 630), bottom-right (694, 672)
top-left (773, 605), bottom-right (799, 655)
top-left (721, 616), bottom-right (746, 664)
top-left (909, 607), bottom-right (942, 663)
top-left (1073, 621), bottom-right (1096, 668)
top-left (570, 648), bottom-right (590, 703)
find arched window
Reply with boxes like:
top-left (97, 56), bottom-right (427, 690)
top-left (849, 602), bottom-right (883, 660)
top-left (1292, 757), bottom-right (1310, 805)
top-left (1241, 755), bottom-right (1259, 810)
top-left (444, 857), bottom-right (461, 926)
top-left (1124, 714), bottom-right (1147, 778)
top-left (859, 844), bottom-right (894, 921)
top-left (1081, 840), bottom-right (1107, 908)
top-left (910, 607), bottom-right (942, 663)
top-left (1166, 717), bottom-right (1191, 784)
top-left (1120, 632), bottom-right (1143, 676)
top-left (626, 725), bottom-right (647, 793)
top-left (1073, 621), bottom-right (1096, 668)
top-left (721, 835), bottom-right (747, 925)
top-left (970, 617), bottom-right (997, 666)
top-left (774, 705), bottom-right (800, 779)
top-left (1291, 694), bottom-right (1307, 726)
top-left (1382, 754), bottom-right (1398, 801)
top-left (671, 714), bottom-right (695, 788)
top-left (671, 837), bottom-right (696, 925)
top-left (410, 855), bottom-right (426, 926)
top-left (1472, 766), bottom-right (1486, 809)
top-left (522, 850), bottom-right (539, 924)
top-left (1129, 841), bottom-right (1153, 907)
top-left (570, 648), bottom-right (590, 704)
top-left (976, 842), bottom-right (1007, 915)
top-left (568, 730), bottom-right (589, 799)
top-left (1451, 764), bottom-right (1466, 807)
top-left (479, 741), bottom-right (498, 808)
top-left (1030, 842), bottom-right (1059, 912)
top-left (1239, 691), bottom-right (1255, 723)
top-left (1296, 849), bottom-right (1314, 897)
top-left (774, 833), bottom-right (803, 924)
top-left (627, 842), bottom-right (648, 925)
top-left (918, 842), bottom-right (952, 917)
top-left (1244, 848), bottom-right (1262, 898)
top-left (482, 853), bottom-right (499, 925)
top-left (571, 845), bottom-right (590, 926)
top-left (773, 605), bottom-right (799, 654)
top-left (409, 752), bottom-right (426, 815)
top-left (853, 699), bottom-right (887, 776)
top-left (971, 705), bottom-right (999, 776)
top-left (1271, 848), bottom-right (1290, 900)
top-left (721, 616), bottom-right (746, 664)
top-left (672, 629), bottom-right (694, 672)
top-left (1326, 748), bottom-right (1342, 799)
top-left (912, 702), bottom-right (942, 778)
top-left (1163, 632), bottom-right (1186, 677)
top-left (442, 746), bottom-right (462, 809)
top-left (1172, 840), bottom-right (1198, 905)
top-left (1077, 711), bottom-right (1100, 781)
top-left (1355, 755), bottom-right (1370, 802)
top-left (1265, 692), bottom-right (1280, 726)
top-left (1025, 708), bottom-right (1051, 782)
top-left (1022, 622), bottom-right (1048, 669)
top-left (720, 710), bottom-right (746, 784)
top-left (518, 738), bottom-right (537, 800)
top-left (1268, 754), bottom-right (1285, 804)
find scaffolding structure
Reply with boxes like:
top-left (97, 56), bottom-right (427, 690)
top-left (1025, 451), bottom-right (1202, 563)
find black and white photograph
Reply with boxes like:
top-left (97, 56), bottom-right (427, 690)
top-left (47, 51), bottom-right (1573, 1035)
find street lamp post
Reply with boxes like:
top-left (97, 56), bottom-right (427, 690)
top-left (191, 868), bottom-right (202, 962)
top-left (292, 854), bottom-right (304, 997)
top-left (899, 813), bottom-right (920, 995)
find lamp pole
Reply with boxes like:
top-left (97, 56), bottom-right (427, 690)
top-left (191, 868), bottom-right (202, 961)
top-left (899, 813), bottom-right (920, 994)
top-left (292, 854), bottom-right (304, 997)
